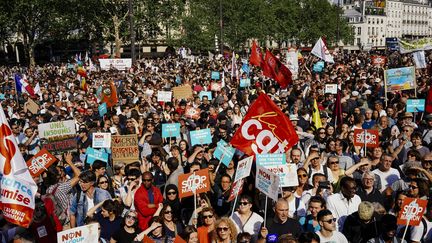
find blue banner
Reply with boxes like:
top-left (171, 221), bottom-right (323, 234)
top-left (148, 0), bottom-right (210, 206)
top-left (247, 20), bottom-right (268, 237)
top-left (199, 91), bottom-right (212, 101)
top-left (98, 103), bottom-right (107, 117)
top-left (190, 129), bottom-right (212, 146)
top-left (211, 71), bottom-right (220, 80)
top-left (86, 147), bottom-right (109, 165)
top-left (313, 61), bottom-right (325, 73)
top-left (213, 140), bottom-right (235, 166)
top-left (240, 78), bottom-right (251, 88)
top-left (162, 123), bottom-right (181, 138)
top-left (256, 153), bottom-right (286, 166)
top-left (406, 99), bottom-right (425, 112)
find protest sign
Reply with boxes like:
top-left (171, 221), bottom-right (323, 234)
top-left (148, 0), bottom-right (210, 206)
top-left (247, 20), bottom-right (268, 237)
top-left (384, 66), bottom-right (416, 92)
top-left (240, 78), bottom-right (251, 88)
top-left (86, 147), bottom-right (109, 165)
top-left (26, 149), bottom-right (57, 177)
top-left (353, 129), bottom-right (380, 148)
top-left (178, 168), bottom-right (210, 199)
top-left (286, 50), bottom-right (299, 79)
top-left (313, 61), bottom-right (325, 72)
top-left (99, 58), bottom-right (132, 71)
top-left (162, 123), bottom-right (181, 138)
top-left (190, 129), bottom-right (212, 146)
top-left (57, 223), bottom-right (99, 243)
top-left (199, 91), bottom-right (212, 101)
top-left (111, 134), bottom-right (139, 164)
top-left (228, 179), bottom-right (244, 202)
top-left (0, 94), bottom-right (5, 100)
top-left (406, 99), bottom-right (425, 112)
top-left (38, 120), bottom-right (77, 152)
top-left (213, 140), bottom-right (235, 167)
top-left (211, 71), bottom-right (220, 80)
top-left (397, 198), bottom-right (428, 226)
top-left (234, 156), bottom-right (254, 182)
top-left (325, 84), bottom-right (338, 94)
top-left (0, 108), bottom-right (38, 227)
top-left (26, 99), bottom-right (39, 114)
top-left (211, 82), bottom-right (222, 91)
top-left (371, 55), bottom-right (387, 67)
top-left (157, 91), bottom-right (172, 102)
top-left (98, 103), bottom-right (107, 117)
top-left (256, 165), bottom-right (280, 201)
top-left (173, 85), bottom-right (193, 99)
top-left (185, 106), bottom-right (201, 120)
top-left (256, 153), bottom-right (298, 187)
top-left (92, 133), bottom-right (111, 148)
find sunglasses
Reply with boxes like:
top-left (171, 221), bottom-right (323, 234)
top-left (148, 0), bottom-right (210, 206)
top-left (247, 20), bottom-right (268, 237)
top-left (126, 215), bottom-right (137, 220)
top-left (239, 202), bottom-right (250, 206)
top-left (99, 181), bottom-right (108, 185)
top-left (203, 215), bottom-right (213, 219)
top-left (167, 191), bottom-right (177, 195)
top-left (323, 218), bottom-right (337, 224)
top-left (298, 174), bottom-right (308, 178)
top-left (164, 211), bottom-right (172, 214)
top-left (409, 185), bottom-right (418, 189)
top-left (217, 227), bottom-right (229, 232)
top-left (143, 179), bottom-right (152, 182)
top-left (329, 161), bottom-right (339, 165)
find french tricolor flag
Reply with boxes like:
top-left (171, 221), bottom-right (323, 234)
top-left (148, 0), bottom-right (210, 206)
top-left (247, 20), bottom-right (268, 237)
top-left (14, 74), bottom-right (35, 97)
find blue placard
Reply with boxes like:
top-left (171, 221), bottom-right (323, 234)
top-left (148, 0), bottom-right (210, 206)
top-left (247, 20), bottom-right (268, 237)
top-left (313, 61), bottom-right (325, 72)
top-left (240, 78), bottom-right (251, 88)
top-left (406, 99), bottom-right (425, 112)
top-left (211, 71), bottom-right (220, 80)
top-left (86, 147), bottom-right (109, 165)
top-left (256, 153), bottom-right (286, 166)
top-left (199, 91), bottom-right (212, 101)
top-left (213, 140), bottom-right (235, 166)
top-left (162, 123), bottom-right (181, 138)
top-left (0, 94), bottom-right (5, 100)
top-left (98, 103), bottom-right (107, 117)
top-left (190, 128), bottom-right (212, 146)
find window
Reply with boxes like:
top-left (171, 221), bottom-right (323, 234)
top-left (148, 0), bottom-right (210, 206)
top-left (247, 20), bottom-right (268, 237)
top-left (358, 27), bottom-right (361, 35)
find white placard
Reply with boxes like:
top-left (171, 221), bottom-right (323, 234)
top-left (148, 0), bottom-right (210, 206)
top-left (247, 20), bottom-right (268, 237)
top-left (99, 58), bottom-right (132, 71)
top-left (157, 91), bottom-right (173, 102)
top-left (256, 165), bottom-right (280, 201)
top-left (325, 84), bottom-right (338, 94)
top-left (92, 133), bottom-right (112, 148)
top-left (234, 156), bottom-right (254, 182)
top-left (57, 223), bottom-right (99, 243)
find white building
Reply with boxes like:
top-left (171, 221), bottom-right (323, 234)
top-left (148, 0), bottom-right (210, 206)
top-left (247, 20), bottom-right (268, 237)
top-left (343, 0), bottom-right (432, 50)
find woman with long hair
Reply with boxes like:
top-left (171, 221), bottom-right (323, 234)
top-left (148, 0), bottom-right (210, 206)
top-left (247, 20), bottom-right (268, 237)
top-left (211, 217), bottom-right (238, 243)
top-left (326, 156), bottom-right (345, 193)
top-left (160, 204), bottom-right (184, 238)
top-left (97, 175), bottom-right (115, 198)
top-left (179, 139), bottom-right (190, 158)
top-left (87, 199), bottom-right (123, 242)
top-left (176, 225), bottom-right (199, 243)
top-left (295, 168), bottom-right (313, 197)
top-left (232, 105), bottom-right (243, 126)
top-left (134, 216), bottom-right (171, 242)
top-left (110, 210), bottom-right (141, 243)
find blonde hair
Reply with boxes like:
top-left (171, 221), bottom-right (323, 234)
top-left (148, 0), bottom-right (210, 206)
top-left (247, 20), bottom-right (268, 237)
top-left (212, 217), bottom-right (238, 241)
top-left (358, 201), bottom-right (374, 221)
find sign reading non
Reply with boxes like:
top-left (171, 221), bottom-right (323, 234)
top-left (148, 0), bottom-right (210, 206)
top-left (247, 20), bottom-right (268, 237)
top-left (256, 165), bottom-right (280, 201)
top-left (92, 133), bottom-right (111, 148)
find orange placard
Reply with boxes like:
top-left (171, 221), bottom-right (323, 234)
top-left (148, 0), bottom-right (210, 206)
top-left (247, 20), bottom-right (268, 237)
top-left (185, 106), bottom-right (201, 120)
top-left (371, 55), bottom-right (387, 67)
top-left (178, 168), bottom-right (210, 199)
top-left (353, 129), bottom-right (380, 148)
top-left (26, 148), bottom-right (58, 177)
top-left (397, 198), bottom-right (428, 226)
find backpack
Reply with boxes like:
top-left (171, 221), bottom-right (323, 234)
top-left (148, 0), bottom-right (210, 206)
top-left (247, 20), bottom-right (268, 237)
top-left (42, 184), bottom-right (68, 225)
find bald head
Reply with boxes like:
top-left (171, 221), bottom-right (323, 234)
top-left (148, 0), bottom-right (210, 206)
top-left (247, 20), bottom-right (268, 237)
top-left (274, 198), bottom-right (289, 223)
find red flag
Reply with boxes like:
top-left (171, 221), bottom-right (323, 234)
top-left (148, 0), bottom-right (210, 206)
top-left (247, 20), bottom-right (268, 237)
top-left (261, 50), bottom-right (292, 88)
top-left (333, 89), bottom-right (343, 127)
top-left (249, 40), bottom-right (263, 67)
top-left (230, 93), bottom-right (299, 156)
top-left (426, 85), bottom-right (432, 113)
top-left (101, 82), bottom-right (118, 108)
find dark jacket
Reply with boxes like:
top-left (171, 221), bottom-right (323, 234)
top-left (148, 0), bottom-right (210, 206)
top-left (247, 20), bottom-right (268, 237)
top-left (342, 212), bottom-right (379, 243)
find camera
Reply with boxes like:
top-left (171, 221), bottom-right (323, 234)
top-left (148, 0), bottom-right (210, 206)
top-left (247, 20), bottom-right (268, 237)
top-left (318, 181), bottom-right (331, 189)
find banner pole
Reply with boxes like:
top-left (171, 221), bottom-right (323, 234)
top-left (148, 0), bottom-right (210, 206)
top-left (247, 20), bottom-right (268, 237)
top-left (264, 196), bottom-right (268, 228)
top-left (364, 130), bottom-right (367, 157)
top-left (193, 171), bottom-right (197, 228)
top-left (214, 154), bottom-right (224, 173)
top-left (231, 194), bottom-right (239, 218)
top-left (401, 218), bottom-right (411, 241)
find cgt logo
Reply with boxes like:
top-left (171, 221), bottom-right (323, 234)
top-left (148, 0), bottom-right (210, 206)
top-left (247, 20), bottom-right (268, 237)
top-left (241, 112), bottom-right (288, 154)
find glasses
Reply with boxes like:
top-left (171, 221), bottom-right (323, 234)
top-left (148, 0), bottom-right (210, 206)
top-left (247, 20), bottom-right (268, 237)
top-left (239, 202), bottom-right (250, 206)
top-left (167, 191), bottom-right (177, 195)
top-left (323, 218), bottom-right (337, 224)
top-left (409, 185), bottom-right (418, 189)
top-left (217, 227), bottom-right (229, 232)
top-left (126, 215), bottom-right (137, 220)
top-left (127, 177), bottom-right (137, 181)
top-left (203, 214), bottom-right (213, 219)
top-left (329, 161), bottom-right (339, 165)
top-left (403, 130), bottom-right (410, 132)
top-left (99, 181), bottom-right (108, 185)
top-left (298, 174), bottom-right (308, 178)
top-left (143, 179), bottom-right (152, 182)
top-left (164, 211), bottom-right (172, 215)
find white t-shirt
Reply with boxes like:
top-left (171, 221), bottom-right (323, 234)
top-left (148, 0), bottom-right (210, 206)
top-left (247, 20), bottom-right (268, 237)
top-left (230, 212), bottom-right (263, 240)
top-left (372, 168), bottom-right (401, 192)
top-left (316, 231), bottom-right (348, 243)
top-left (86, 195), bottom-right (94, 213)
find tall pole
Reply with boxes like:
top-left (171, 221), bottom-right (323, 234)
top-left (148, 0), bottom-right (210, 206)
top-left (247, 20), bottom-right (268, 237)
top-left (219, 0), bottom-right (223, 55)
top-left (129, 0), bottom-right (136, 64)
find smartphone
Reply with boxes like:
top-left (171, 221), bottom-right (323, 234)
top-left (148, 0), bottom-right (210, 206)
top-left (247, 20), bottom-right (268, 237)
top-left (318, 181), bottom-right (331, 189)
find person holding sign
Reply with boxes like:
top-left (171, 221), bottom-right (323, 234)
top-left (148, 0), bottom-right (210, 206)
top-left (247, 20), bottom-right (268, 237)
top-left (230, 195), bottom-right (264, 242)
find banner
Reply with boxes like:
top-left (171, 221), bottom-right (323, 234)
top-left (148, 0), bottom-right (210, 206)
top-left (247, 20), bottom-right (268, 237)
top-left (190, 129), bottom-right (212, 146)
top-left (256, 153), bottom-right (299, 187)
top-left (92, 133), bottom-right (111, 148)
top-left (313, 61), bottom-right (325, 73)
top-left (230, 93), bottom-right (299, 156)
top-left (399, 38), bottom-right (432, 54)
top-left (38, 120), bottom-right (77, 152)
top-left (111, 134), bottom-right (139, 163)
top-left (178, 168), bottom-right (210, 199)
top-left (353, 129), bottom-right (380, 148)
top-left (57, 223), bottom-right (99, 243)
top-left (249, 40), bottom-right (263, 67)
top-left (371, 55), bottom-right (387, 67)
top-left (185, 106), bottom-right (201, 120)
top-left (162, 123), bottom-right (181, 138)
top-left (26, 149), bottom-right (57, 177)
top-left (311, 37), bottom-right (334, 63)
top-left (0, 108), bottom-right (38, 227)
top-left (255, 165), bottom-right (280, 201)
top-left (213, 140), bottom-right (235, 167)
top-left (325, 84), bottom-right (338, 94)
top-left (412, 51), bottom-right (427, 69)
top-left (157, 91), bottom-right (172, 102)
top-left (98, 103), bottom-right (107, 117)
top-left (286, 50), bottom-right (299, 79)
top-left (173, 85), bottom-right (193, 99)
top-left (99, 58), bottom-right (132, 71)
top-left (234, 156), bottom-right (254, 182)
top-left (228, 179), bottom-right (244, 202)
top-left (211, 71), bottom-right (220, 80)
top-left (397, 198), bottom-right (428, 226)
top-left (86, 147), bottom-right (109, 165)
top-left (240, 78), bottom-right (251, 88)
top-left (384, 67), bottom-right (416, 92)
top-left (262, 50), bottom-right (292, 88)
top-left (406, 99), bottom-right (425, 112)
top-left (199, 91), bottom-right (212, 101)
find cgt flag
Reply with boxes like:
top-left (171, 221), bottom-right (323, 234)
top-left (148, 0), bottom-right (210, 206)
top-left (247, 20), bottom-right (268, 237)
top-left (230, 93), bottom-right (299, 156)
top-left (249, 40), bottom-right (263, 67)
top-left (0, 108), bottom-right (37, 227)
top-left (262, 50), bottom-right (292, 88)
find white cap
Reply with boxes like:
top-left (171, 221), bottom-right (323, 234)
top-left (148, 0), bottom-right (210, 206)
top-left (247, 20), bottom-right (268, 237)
top-left (351, 91), bottom-right (359, 97)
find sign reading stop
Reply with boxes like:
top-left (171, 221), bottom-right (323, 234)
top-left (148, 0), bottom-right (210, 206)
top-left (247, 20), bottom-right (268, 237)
top-left (353, 129), bottom-right (380, 148)
top-left (397, 197), bottom-right (428, 226)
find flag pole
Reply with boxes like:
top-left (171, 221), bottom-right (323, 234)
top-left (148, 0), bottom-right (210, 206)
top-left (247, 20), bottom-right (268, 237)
top-left (264, 195), bottom-right (268, 228)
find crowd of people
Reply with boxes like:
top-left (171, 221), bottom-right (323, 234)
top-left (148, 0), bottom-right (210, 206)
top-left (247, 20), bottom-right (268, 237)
top-left (0, 49), bottom-right (431, 243)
